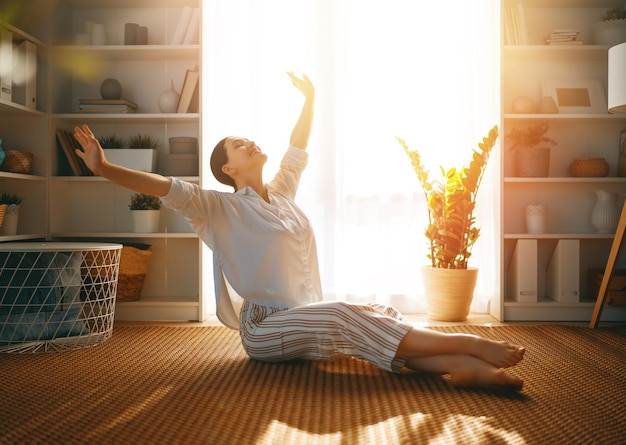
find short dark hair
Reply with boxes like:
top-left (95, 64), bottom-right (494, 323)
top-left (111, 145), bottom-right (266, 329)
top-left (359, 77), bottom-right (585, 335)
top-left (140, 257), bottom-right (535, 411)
top-left (210, 137), bottom-right (237, 190)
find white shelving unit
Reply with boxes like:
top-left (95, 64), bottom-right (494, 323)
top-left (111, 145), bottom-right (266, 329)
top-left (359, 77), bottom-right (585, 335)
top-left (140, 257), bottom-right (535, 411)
top-left (499, 0), bottom-right (626, 321)
top-left (1, 0), bottom-right (208, 322)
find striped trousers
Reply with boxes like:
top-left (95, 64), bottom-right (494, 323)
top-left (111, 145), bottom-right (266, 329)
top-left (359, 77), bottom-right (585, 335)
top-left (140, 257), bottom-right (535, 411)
top-left (239, 300), bottom-right (413, 373)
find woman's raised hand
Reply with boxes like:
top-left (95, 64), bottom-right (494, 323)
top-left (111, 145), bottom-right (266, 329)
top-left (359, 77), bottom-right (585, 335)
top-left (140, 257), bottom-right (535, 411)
top-left (287, 71), bottom-right (314, 100)
top-left (73, 124), bottom-right (106, 175)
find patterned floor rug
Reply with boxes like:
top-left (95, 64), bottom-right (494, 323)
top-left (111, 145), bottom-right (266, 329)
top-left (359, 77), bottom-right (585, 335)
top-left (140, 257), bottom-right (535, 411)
top-left (1, 324), bottom-right (625, 444)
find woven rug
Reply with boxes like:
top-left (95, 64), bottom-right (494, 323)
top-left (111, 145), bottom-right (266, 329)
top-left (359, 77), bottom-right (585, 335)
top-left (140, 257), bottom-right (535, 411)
top-left (1, 325), bottom-right (625, 445)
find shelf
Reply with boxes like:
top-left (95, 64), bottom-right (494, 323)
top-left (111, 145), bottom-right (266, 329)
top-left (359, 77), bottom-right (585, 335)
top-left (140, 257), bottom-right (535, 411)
top-left (503, 45), bottom-right (610, 61)
top-left (0, 19), bottom-right (45, 46)
top-left (0, 99), bottom-right (45, 117)
top-left (50, 44), bottom-right (199, 61)
top-left (50, 175), bottom-right (200, 183)
top-left (503, 113), bottom-right (626, 122)
top-left (504, 177), bottom-right (626, 183)
top-left (504, 233), bottom-right (615, 239)
top-left (0, 172), bottom-right (46, 181)
top-left (53, 113), bottom-right (199, 123)
top-left (52, 232), bottom-right (197, 239)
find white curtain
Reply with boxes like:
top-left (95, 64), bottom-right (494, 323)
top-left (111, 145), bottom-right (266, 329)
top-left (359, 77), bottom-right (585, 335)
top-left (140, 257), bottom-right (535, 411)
top-left (203, 0), bottom-right (501, 314)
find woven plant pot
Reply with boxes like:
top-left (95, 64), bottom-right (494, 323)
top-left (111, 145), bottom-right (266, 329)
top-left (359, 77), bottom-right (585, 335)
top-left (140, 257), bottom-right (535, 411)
top-left (569, 158), bottom-right (609, 177)
top-left (421, 266), bottom-right (478, 322)
top-left (0, 150), bottom-right (34, 174)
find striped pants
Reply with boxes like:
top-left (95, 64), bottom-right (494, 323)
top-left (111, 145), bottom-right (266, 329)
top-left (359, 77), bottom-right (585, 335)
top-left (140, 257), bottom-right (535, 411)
top-left (239, 300), bottom-right (413, 373)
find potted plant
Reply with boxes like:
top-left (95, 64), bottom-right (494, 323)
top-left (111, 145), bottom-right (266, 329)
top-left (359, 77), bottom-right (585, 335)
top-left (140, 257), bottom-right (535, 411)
top-left (507, 122), bottom-right (557, 177)
top-left (396, 125), bottom-right (499, 321)
top-left (593, 3), bottom-right (626, 46)
top-left (0, 192), bottom-right (23, 236)
top-left (129, 193), bottom-right (161, 233)
top-left (100, 132), bottom-right (158, 172)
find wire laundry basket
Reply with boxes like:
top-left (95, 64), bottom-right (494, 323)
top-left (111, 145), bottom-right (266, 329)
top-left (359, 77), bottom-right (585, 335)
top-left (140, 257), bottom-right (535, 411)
top-left (0, 242), bottom-right (122, 353)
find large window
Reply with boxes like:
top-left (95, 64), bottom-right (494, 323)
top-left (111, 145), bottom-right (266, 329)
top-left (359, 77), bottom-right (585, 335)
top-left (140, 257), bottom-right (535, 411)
top-left (203, 0), bottom-right (501, 313)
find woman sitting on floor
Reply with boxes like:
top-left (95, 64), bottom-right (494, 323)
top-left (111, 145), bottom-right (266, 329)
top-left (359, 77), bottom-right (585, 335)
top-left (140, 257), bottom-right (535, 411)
top-left (73, 72), bottom-right (525, 390)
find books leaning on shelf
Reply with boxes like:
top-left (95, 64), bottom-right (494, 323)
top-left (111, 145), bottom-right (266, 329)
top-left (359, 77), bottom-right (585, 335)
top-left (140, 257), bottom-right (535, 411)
top-left (79, 99), bottom-right (138, 114)
top-left (545, 29), bottom-right (582, 45)
top-left (56, 129), bottom-right (92, 176)
top-left (176, 68), bottom-right (199, 113)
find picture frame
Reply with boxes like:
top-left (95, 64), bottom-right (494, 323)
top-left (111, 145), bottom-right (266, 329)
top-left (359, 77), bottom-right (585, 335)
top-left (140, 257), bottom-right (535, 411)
top-left (541, 79), bottom-right (607, 114)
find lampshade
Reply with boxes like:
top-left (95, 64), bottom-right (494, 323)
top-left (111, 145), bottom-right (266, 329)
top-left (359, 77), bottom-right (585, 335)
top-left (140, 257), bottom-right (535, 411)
top-left (608, 42), bottom-right (626, 114)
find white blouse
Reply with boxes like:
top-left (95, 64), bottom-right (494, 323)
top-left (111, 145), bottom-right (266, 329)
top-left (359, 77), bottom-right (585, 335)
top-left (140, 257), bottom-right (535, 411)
top-left (160, 146), bottom-right (322, 329)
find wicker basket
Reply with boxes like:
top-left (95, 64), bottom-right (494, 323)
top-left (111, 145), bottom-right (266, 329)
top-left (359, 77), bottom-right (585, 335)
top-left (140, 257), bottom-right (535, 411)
top-left (0, 204), bottom-right (6, 229)
top-left (569, 158), bottom-right (610, 177)
top-left (117, 244), bottom-right (152, 302)
top-left (0, 150), bottom-right (34, 174)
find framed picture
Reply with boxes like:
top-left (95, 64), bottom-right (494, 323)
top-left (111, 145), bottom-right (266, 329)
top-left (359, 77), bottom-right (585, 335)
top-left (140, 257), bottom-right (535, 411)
top-left (541, 79), bottom-right (607, 114)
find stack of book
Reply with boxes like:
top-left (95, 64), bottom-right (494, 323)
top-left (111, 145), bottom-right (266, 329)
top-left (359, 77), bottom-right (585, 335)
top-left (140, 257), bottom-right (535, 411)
top-left (545, 29), bottom-right (582, 45)
top-left (79, 99), bottom-right (138, 113)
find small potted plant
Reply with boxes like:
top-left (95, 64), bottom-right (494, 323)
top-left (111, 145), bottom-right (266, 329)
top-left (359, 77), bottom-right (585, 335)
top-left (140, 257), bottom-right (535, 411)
top-left (396, 125), bottom-right (499, 321)
top-left (593, 3), bottom-right (626, 46)
top-left (0, 192), bottom-right (23, 236)
top-left (99, 132), bottom-right (158, 172)
top-left (129, 193), bottom-right (161, 233)
top-left (506, 122), bottom-right (557, 177)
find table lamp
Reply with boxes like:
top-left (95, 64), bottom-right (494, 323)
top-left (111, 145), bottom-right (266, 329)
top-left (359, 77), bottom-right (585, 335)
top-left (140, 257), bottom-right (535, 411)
top-left (608, 42), bottom-right (626, 113)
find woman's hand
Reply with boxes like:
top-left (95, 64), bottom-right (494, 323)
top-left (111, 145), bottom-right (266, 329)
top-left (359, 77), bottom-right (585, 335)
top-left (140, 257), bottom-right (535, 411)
top-left (73, 124), bottom-right (107, 176)
top-left (287, 71), bottom-right (314, 100)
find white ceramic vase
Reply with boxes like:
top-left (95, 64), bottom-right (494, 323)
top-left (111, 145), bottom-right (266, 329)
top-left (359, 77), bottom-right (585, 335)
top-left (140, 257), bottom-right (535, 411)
top-left (157, 79), bottom-right (180, 113)
top-left (591, 190), bottom-right (619, 233)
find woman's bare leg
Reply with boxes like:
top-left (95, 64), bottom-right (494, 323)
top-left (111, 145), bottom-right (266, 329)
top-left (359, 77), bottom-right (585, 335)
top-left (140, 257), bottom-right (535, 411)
top-left (404, 354), bottom-right (524, 390)
top-left (395, 327), bottom-right (525, 369)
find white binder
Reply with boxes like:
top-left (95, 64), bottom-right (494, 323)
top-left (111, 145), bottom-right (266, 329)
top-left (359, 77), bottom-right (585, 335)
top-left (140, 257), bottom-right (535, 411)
top-left (0, 28), bottom-right (12, 101)
top-left (507, 239), bottom-right (538, 302)
top-left (12, 40), bottom-right (37, 109)
top-left (547, 239), bottom-right (580, 302)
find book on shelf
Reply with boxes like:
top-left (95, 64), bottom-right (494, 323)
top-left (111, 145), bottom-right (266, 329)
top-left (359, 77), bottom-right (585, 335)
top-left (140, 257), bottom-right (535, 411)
top-left (504, 3), bottom-right (528, 45)
top-left (78, 98), bottom-right (138, 113)
top-left (183, 8), bottom-right (200, 44)
top-left (12, 40), bottom-right (37, 109)
top-left (176, 68), bottom-right (199, 113)
top-left (56, 129), bottom-right (92, 176)
top-left (0, 28), bottom-right (12, 101)
top-left (545, 29), bottom-right (580, 45)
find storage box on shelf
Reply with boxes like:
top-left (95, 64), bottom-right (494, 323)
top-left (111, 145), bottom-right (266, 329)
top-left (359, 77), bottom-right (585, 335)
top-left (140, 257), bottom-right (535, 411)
top-left (500, 0), bottom-right (626, 322)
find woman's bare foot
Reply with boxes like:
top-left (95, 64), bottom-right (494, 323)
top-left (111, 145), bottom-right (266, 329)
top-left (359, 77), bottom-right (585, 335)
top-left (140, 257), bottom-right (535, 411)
top-left (467, 336), bottom-right (525, 369)
top-left (450, 355), bottom-right (524, 391)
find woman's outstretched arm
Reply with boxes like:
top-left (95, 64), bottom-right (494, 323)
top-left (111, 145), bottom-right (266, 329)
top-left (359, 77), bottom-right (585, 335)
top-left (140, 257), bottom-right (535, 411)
top-left (73, 124), bottom-right (172, 196)
top-left (287, 72), bottom-right (315, 150)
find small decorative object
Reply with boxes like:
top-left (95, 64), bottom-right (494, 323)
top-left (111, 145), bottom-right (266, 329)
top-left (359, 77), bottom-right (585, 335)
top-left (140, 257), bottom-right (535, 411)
top-left (91, 23), bottom-right (106, 45)
top-left (525, 205), bottom-right (546, 234)
top-left (0, 204), bottom-right (6, 229)
top-left (0, 150), bottom-right (34, 174)
top-left (100, 78), bottom-right (122, 100)
top-left (124, 23), bottom-right (139, 45)
top-left (129, 193), bottom-right (161, 233)
top-left (539, 96), bottom-right (559, 114)
top-left (541, 79), bottom-right (607, 114)
top-left (397, 126), bottom-right (498, 321)
top-left (593, 4), bottom-right (626, 46)
top-left (591, 189), bottom-right (619, 233)
top-left (98, 133), bottom-right (125, 149)
top-left (506, 122), bottom-right (557, 177)
top-left (512, 96), bottom-right (535, 113)
top-left (0, 193), bottom-right (22, 236)
top-left (157, 79), bottom-right (180, 113)
top-left (569, 158), bottom-right (610, 177)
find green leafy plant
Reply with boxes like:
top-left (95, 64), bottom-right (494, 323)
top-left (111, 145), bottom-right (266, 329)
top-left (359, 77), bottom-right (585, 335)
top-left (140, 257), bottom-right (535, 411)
top-left (506, 122), bottom-right (556, 151)
top-left (129, 193), bottom-right (161, 210)
top-left (128, 133), bottom-right (159, 149)
top-left (97, 133), bottom-right (126, 148)
top-left (601, 3), bottom-right (626, 21)
top-left (0, 192), bottom-right (22, 205)
top-left (396, 125), bottom-right (498, 269)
